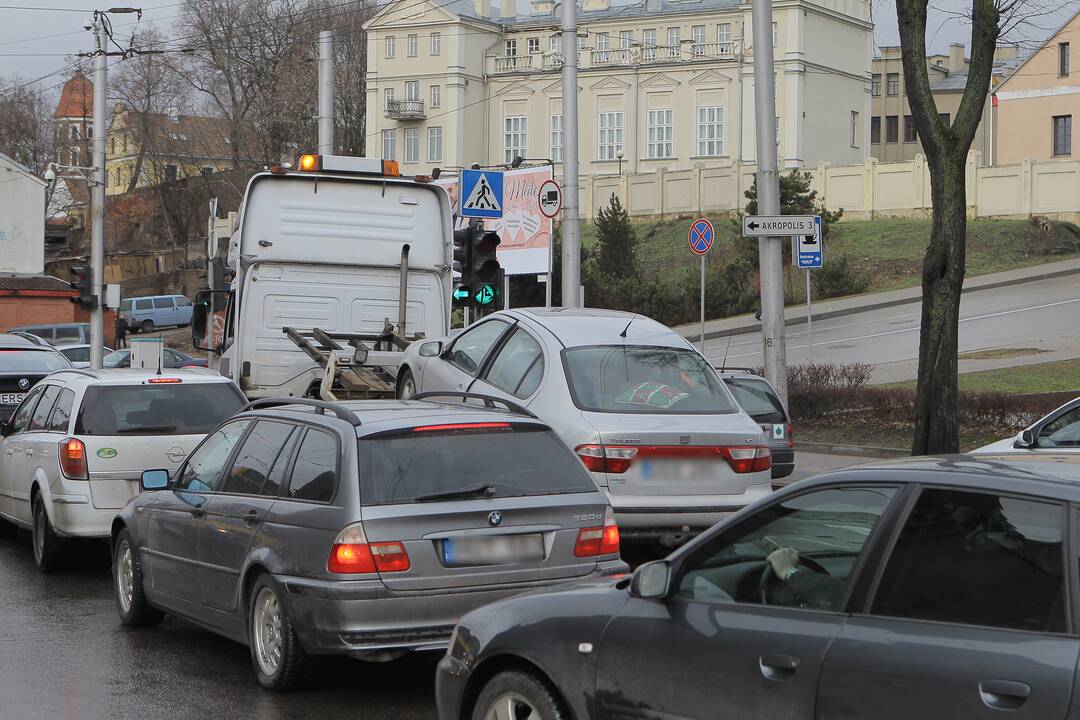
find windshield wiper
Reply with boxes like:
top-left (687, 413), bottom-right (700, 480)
top-left (415, 483), bottom-right (496, 503)
top-left (116, 425), bottom-right (177, 434)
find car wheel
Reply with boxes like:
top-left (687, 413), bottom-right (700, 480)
top-left (113, 529), bottom-right (164, 626)
top-left (140, 320), bottom-right (154, 334)
top-left (249, 574), bottom-right (311, 691)
top-left (32, 497), bottom-right (64, 573)
top-left (398, 368), bottom-right (417, 400)
top-left (471, 670), bottom-right (568, 720)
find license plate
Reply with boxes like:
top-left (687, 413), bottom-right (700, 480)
top-left (639, 458), bottom-right (712, 480)
top-left (442, 534), bottom-right (544, 567)
top-left (0, 393), bottom-right (25, 405)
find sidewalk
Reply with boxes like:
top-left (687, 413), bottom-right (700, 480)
top-left (674, 256), bottom-right (1080, 341)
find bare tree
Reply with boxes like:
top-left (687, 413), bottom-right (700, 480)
top-left (0, 75), bottom-right (57, 174)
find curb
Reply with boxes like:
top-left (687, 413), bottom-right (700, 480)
top-left (795, 440), bottom-right (909, 459)
top-left (680, 262), bottom-right (1080, 342)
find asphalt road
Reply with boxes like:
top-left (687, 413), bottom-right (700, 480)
top-left (703, 273), bottom-right (1080, 383)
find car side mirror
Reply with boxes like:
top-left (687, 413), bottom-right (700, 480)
top-left (141, 469), bottom-right (170, 491)
top-left (629, 560), bottom-right (672, 600)
top-left (192, 289), bottom-right (229, 353)
top-left (419, 341), bottom-right (442, 358)
top-left (1015, 428), bottom-right (1037, 449)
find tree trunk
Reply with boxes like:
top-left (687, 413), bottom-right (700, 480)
top-left (912, 149), bottom-right (967, 454)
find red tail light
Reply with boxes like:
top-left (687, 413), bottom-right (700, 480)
top-left (327, 523), bottom-right (411, 574)
top-left (59, 437), bottom-right (88, 480)
top-left (412, 422), bottom-right (511, 433)
top-left (147, 377), bottom-right (183, 384)
top-left (575, 444), bottom-right (637, 474)
top-left (575, 508), bottom-right (620, 557)
top-left (576, 444), bottom-right (771, 474)
top-left (786, 423), bottom-right (795, 449)
top-left (720, 446), bottom-right (772, 473)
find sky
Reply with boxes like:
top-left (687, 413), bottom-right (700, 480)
top-left (1, 0), bottom-right (1075, 102)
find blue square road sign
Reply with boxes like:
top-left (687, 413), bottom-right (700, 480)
top-left (460, 169), bottom-right (504, 219)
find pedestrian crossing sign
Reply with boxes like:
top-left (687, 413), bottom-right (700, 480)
top-left (460, 169), bottom-right (504, 219)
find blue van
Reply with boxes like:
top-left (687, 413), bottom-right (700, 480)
top-left (119, 294), bottom-right (194, 333)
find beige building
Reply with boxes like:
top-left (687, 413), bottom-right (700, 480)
top-left (869, 44), bottom-right (1018, 164)
top-left (995, 10), bottom-right (1079, 165)
top-left (363, 0), bottom-right (873, 178)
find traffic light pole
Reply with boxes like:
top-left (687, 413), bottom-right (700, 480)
top-left (89, 14), bottom-right (108, 370)
top-left (751, 0), bottom-right (787, 405)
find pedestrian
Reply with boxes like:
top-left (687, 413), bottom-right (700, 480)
top-left (753, 271), bottom-right (762, 321)
top-left (114, 314), bottom-right (128, 349)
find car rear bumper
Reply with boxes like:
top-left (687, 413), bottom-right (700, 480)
top-left (47, 496), bottom-right (115, 538)
top-left (607, 482), bottom-right (773, 536)
top-left (277, 560), bottom-right (627, 658)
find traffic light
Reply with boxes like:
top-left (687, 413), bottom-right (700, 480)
top-left (471, 229), bottom-right (501, 286)
top-left (69, 264), bottom-right (95, 311)
top-left (452, 226), bottom-right (473, 307)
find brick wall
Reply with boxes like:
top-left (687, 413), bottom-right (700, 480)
top-left (0, 292), bottom-right (117, 346)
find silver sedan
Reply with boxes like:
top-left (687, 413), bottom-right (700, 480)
top-left (398, 308), bottom-right (773, 542)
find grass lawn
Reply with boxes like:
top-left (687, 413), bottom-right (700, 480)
top-left (797, 422), bottom-right (1004, 453)
top-left (889, 358), bottom-right (1080, 394)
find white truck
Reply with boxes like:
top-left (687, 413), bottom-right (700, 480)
top-left (192, 155), bottom-right (454, 399)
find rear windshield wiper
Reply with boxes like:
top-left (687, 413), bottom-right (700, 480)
top-left (414, 483), bottom-right (497, 503)
top-left (116, 425), bottom-right (178, 434)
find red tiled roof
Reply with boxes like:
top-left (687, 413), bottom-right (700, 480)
top-left (53, 71), bottom-right (93, 119)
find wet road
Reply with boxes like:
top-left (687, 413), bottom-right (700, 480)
top-left (0, 533), bottom-right (439, 720)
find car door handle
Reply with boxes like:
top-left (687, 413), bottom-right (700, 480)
top-left (243, 509), bottom-right (260, 526)
top-left (759, 654), bottom-right (799, 681)
top-left (24, 449), bottom-right (32, 456)
top-left (980, 679), bottom-right (1031, 710)
top-left (190, 506), bottom-right (205, 518)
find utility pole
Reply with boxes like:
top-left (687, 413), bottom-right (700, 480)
top-left (559, 0), bottom-right (581, 307)
top-left (751, 0), bottom-right (787, 404)
top-left (318, 30), bottom-right (334, 154)
top-left (89, 13), bottom-right (108, 370)
top-left (206, 197), bottom-right (219, 371)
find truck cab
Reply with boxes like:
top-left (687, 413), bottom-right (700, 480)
top-left (195, 155), bottom-right (453, 399)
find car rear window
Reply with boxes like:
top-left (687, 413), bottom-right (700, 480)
top-left (357, 425), bottom-right (596, 506)
top-left (724, 377), bottom-right (786, 424)
top-left (562, 345), bottom-right (736, 414)
top-left (0, 350), bottom-right (70, 372)
top-left (75, 382), bottom-right (245, 435)
top-left (62, 347), bottom-right (90, 363)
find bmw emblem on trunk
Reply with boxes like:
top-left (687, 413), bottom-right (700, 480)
top-left (18, 378), bottom-right (29, 390)
top-left (488, 511), bottom-right (502, 526)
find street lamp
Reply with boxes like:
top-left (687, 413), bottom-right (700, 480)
top-left (616, 149), bottom-right (624, 175)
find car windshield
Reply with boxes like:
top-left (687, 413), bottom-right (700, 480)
top-left (562, 345), bottom-right (736, 414)
top-left (357, 425), bottom-right (596, 506)
top-left (103, 351), bottom-right (129, 368)
top-left (0, 350), bottom-right (70, 372)
top-left (75, 383), bottom-right (245, 435)
top-left (724, 377), bottom-right (786, 424)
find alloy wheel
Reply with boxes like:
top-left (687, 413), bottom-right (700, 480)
top-left (483, 692), bottom-right (538, 720)
top-left (253, 587), bottom-right (283, 677)
top-left (116, 541), bottom-right (134, 613)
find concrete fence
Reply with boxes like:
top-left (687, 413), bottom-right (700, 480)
top-left (575, 153), bottom-right (1080, 223)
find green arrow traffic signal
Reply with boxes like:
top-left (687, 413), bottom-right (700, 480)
top-left (452, 286), bottom-right (471, 301)
top-left (474, 284), bottom-right (496, 306)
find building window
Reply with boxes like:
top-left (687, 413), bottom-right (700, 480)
top-left (886, 115), bottom-right (899, 143)
top-left (1060, 43), bottom-right (1070, 77)
top-left (384, 88), bottom-right (395, 109)
top-left (1053, 115), bottom-right (1072, 156)
top-left (716, 23), bottom-right (731, 52)
top-left (887, 72), bottom-right (899, 95)
top-left (696, 106), bottom-right (724, 156)
top-left (405, 128), bottom-right (419, 162)
top-left (939, 112), bottom-right (951, 126)
top-left (691, 25), bottom-right (705, 57)
top-left (405, 81), bottom-right (420, 101)
top-left (123, 134), bottom-right (128, 152)
top-left (71, 125), bottom-right (80, 140)
top-left (903, 114), bottom-right (917, 143)
top-left (164, 164), bottom-right (177, 182)
top-left (406, 34), bottom-right (417, 57)
top-left (504, 116), bottom-right (527, 164)
top-left (428, 127), bottom-right (443, 162)
top-left (871, 73), bottom-right (881, 96)
top-left (385, 36), bottom-right (395, 58)
top-left (550, 34), bottom-right (561, 54)
top-left (620, 31), bottom-right (633, 49)
top-left (550, 114), bottom-right (563, 163)
top-left (505, 39), bottom-right (517, 56)
top-left (643, 28), bottom-right (657, 60)
top-left (430, 85), bottom-right (441, 108)
top-left (528, 37), bottom-right (540, 53)
top-left (110, 137), bottom-right (116, 154)
top-left (382, 129), bottom-right (396, 159)
top-left (430, 32), bottom-right (441, 55)
top-left (597, 111), bottom-right (624, 160)
top-left (596, 32), bottom-right (610, 62)
top-left (87, 127), bottom-right (92, 138)
top-left (114, 168), bottom-right (121, 186)
top-left (850, 110), bottom-right (860, 147)
top-left (870, 116), bottom-right (881, 144)
top-left (772, 21), bottom-right (777, 47)
top-left (666, 27), bottom-right (680, 59)
top-left (646, 109), bottom-right (674, 158)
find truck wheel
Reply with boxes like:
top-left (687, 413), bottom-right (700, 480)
top-left (398, 368), bottom-right (416, 399)
top-left (140, 320), bottom-right (154, 333)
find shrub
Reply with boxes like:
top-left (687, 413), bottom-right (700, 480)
top-left (810, 255), bottom-right (870, 299)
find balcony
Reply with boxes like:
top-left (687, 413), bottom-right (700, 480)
top-left (489, 42), bottom-right (739, 74)
top-left (590, 48), bottom-right (633, 67)
top-left (494, 54), bottom-right (538, 72)
top-left (385, 99), bottom-right (425, 120)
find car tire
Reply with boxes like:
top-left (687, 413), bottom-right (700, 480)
top-left (113, 529), bottom-right (164, 627)
top-left (140, 320), bottom-right (154, 334)
top-left (397, 368), bottom-right (417, 400)
top-left (471, 670), bottom-right (568, 720)
top-left (0, 516), bottom-right (17, 538)
top-left (32, 497), bottom-right (64, 573)
top-left (248, 574), bottom-right (311, 691)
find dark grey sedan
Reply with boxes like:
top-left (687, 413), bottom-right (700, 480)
top-left (438, 453), bottom-right (1080, 720)
top-left (110, 396), bottom-right (624, 690)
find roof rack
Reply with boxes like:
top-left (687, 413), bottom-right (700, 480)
top-left (411, 391), bottom-right (537, 419)
top-left (243, 397), bottom-right (362, 426)
top-left (50, 369), bottom-right (98, 380)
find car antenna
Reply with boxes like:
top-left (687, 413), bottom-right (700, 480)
top-left (719, 334), bottom-right (733, 372)
top-left (156, 341), bottom-right (163, 376)
top-left (619, 314), bottom-right (637, 338)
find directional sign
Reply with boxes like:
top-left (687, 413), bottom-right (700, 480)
top-left (474, 284), bottom-right (497, 306)
top-left (794, 216), bottom-right (824, 269)
top-left (538, 179), bottom-right (562, 218)
top-left (460, 169), bottom-right (504, 219)
top-left (688, 217), bottom-right (715, 256)
top-left (742, 215), bottom-right (818, 237)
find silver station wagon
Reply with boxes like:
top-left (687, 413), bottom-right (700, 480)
top-left (111, 396), bottom-right (624, 690)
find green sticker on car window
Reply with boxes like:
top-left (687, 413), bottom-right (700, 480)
top-left (97, 448), bottom-right (117, 459)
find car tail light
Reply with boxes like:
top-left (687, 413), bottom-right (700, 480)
top-left (786, 423), bottom-right (795, 449)
top-left (575, 507), bottom-right (620, 557)
top-left (575, 444), bottom-right (637, 474)
top-left (147, 377), bottom-right (182, 384)
top-left (720, 446), bottom-right (772, 473)
top-left (327, 523), bottom-right (411, 575)
top-left (59, 437), bottom-right (88, 480)
top-left (412, 422), bottom-right (511, 433)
